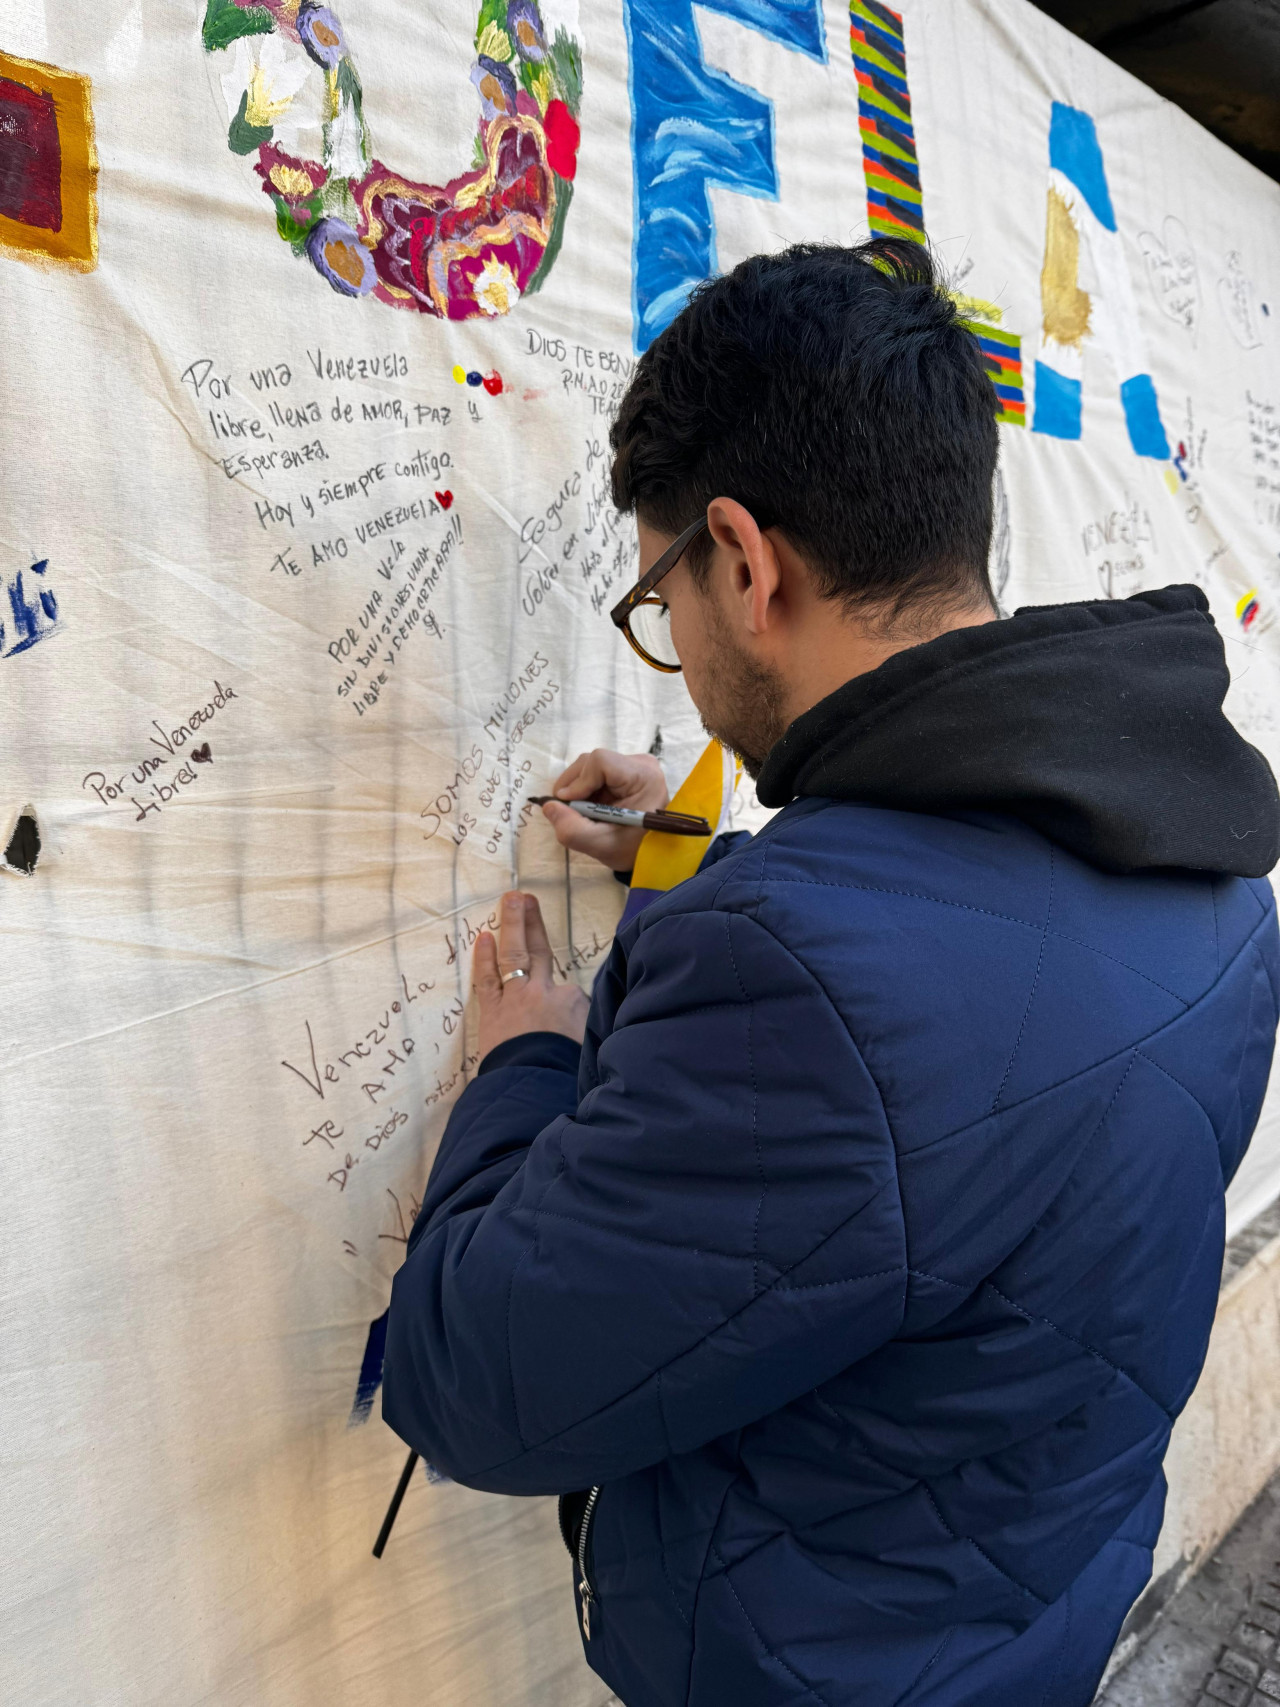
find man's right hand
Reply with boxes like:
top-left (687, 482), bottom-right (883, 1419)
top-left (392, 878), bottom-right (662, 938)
top-left (541, 748), bottom-right (669, 871)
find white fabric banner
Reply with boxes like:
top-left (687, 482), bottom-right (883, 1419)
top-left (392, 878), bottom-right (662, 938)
top-left (2, 1), bottom-right (1278, 1702)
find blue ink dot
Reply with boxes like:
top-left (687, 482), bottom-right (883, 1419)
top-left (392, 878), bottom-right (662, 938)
top-left (466, 370), bottom-right (483, 386)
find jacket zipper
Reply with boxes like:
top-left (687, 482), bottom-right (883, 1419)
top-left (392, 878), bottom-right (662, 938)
top-left (576, 1485), bottom-right (601, 1640)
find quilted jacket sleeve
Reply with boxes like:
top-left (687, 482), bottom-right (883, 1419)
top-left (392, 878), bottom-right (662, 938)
top-left (382, 905), bottom-right (908, 1494)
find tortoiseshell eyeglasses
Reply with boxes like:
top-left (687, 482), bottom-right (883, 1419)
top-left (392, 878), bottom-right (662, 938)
top-left (608, 516), bottom-right (708, 674)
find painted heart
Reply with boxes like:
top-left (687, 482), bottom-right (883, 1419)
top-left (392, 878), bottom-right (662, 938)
top-left (191, 744), bottom-right (212, 764)
top-left (482, 372), bottom-right (504, 396)
top-left (435, 490), bottom-right (453, 510)
top-left (1136, 215), bottom-right (1199, 337)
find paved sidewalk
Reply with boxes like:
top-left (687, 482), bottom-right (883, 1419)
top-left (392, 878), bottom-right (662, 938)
top-left (1098, 1474), bottom-right (1280, 1706)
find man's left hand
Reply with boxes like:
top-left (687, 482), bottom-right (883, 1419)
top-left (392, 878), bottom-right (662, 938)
top-left (475, 891), bottom-right (590, 1061)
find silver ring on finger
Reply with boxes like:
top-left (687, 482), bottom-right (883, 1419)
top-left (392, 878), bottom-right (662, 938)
top-left (501, 967), bottom-right (530, 985)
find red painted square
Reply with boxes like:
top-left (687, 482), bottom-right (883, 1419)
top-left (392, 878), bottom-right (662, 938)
top-left (0, 76), bottom-right (62, 232)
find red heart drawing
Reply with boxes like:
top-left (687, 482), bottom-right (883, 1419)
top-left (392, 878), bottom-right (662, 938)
top-left (435, 490), bottom-right (453, 509)
top-left (482, 371), bottom-right (504, 396)
top-left (191, 743), bottom-right (212, 764)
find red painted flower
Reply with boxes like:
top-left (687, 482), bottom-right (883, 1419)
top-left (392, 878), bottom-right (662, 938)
top-left (542, 98), bottom-right (580, 182)
top-left (254, 143), bottom-right (327, 212)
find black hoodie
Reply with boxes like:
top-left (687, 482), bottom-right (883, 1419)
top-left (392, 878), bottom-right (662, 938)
top-left (756, 585), bottom-right (1280, 878)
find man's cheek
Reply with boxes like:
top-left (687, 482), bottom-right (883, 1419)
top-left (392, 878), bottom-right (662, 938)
top-left (669, 600), bottom-right (698, 676)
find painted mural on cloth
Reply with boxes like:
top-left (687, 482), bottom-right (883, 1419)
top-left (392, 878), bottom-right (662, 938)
top-left (624, 0), bottom-right (827, 354)
top-left (203, 0), bottom-right (582, 318)
top-left (0, 50), bottom-right (97, 273)
top-left (1032, 101), bottom-right (1170, 458)
top-left (0, 557), bottom-right (60, 661)
top-left (849, 0), bottom-right (1026, 427)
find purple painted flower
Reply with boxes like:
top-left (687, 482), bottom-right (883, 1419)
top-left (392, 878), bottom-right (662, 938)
top-left (297, 3), bottom-right (347, 70)
top-left (506, 0), bottom-right (547, 63)
top-left (470, 54), bottom-right (518, 121)
top-left (306, 217), bottom-right (376, 296)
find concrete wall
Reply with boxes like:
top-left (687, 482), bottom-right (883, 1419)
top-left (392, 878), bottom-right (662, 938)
top-left (1104, 1203), bottom-right (1280, 1679)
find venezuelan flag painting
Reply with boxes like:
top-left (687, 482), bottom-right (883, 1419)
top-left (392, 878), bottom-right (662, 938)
top-left (850, 0), bottom-right (923, 245)
top-left (849, 1), bottom-right (1026, 427)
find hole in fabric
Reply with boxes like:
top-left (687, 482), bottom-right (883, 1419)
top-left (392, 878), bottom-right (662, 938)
top-left (3, 808), bottom-right (40, 874)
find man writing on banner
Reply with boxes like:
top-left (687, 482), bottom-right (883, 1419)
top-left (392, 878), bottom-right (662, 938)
top-left (383, 240), bottom-right (1280, 1707)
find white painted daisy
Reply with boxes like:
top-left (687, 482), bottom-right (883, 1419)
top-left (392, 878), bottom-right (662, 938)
top-left (473, 257), bottom-right (521, 317)
top-left (220, 33), bottom-right (313, 139)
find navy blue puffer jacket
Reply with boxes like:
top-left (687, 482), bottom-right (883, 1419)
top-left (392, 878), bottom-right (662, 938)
top-left (385, 589), bottom-right (1280, 1706)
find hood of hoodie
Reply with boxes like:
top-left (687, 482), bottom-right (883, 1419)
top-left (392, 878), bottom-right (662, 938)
top-left (755, 585), bottom-right (1280, 878)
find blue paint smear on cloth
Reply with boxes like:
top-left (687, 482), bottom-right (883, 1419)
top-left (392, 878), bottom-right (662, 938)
top-left (348, 1309), bottom-right (389, 1426)
top-left (1, 558), bottom-right (59, 660)
top-left (1033, 362), bottom-right (1083, 440)
top-left (624, 0), bottom-right (826, 352)
top-left (1121, 373), bottom-right (1171, 459)
top-left (1048, 102), bottom-right (1116, 231)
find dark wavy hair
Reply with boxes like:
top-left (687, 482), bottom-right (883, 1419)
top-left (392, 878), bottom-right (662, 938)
top-left (610, 239), bottom-right (1000, 622)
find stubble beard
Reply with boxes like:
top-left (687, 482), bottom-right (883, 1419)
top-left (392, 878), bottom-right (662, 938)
top-left (694, 604), bottom-right (791, 779)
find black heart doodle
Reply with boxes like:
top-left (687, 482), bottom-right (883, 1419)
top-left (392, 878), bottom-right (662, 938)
top-left (191, 744), bottom-right (212, 764)
top-left (1137, 215), bottom-right (1200, 340)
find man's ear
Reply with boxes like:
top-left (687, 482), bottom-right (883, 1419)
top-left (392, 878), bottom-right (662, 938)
top-left (706, 497), bottom-right (781, 636)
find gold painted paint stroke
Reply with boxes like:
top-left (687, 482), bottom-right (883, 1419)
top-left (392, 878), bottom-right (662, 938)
top-left (1041, 185), bottom-right (1090, 348)
top-left (0, 50), bottom-right (98, 273)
